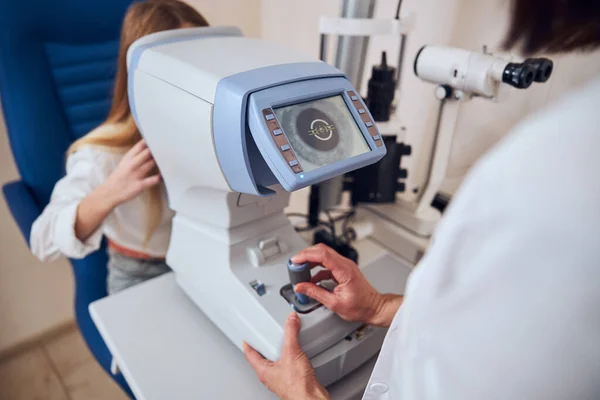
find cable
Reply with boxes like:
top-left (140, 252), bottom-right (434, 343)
top-left (340, 210), bottom-right (356, 244)
top-left (341, 210), bottom-right (355, 233)
top-left (286, 213), bottom-right (334, 235)
top-left (294, 221), bottom-right (332, 233)
top-left (341, 228), bottom-right (356, 244)
top-left (286, 210), bottom-right (358, 244)
top-left (394, 0), bottom-right (403, 19)
top-left (324, 210), bottom-right (336, 245)
top-left (286, 211), bottom-right (353, 226)
top-left (286, 213), bottom-right (312, 219)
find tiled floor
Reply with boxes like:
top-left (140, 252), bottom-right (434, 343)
top-left (0, 326), bottom-right (129, 400)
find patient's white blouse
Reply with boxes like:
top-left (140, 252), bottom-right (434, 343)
top-left (31, 145), bottom-right (173, 261)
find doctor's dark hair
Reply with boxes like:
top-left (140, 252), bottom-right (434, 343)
top-left (68, 0), bottom-right (209, 245)
top-left (503, 0), bottom-right (600, 55)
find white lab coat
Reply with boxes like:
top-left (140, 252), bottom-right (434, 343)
top-left (363, 76), bottom-right (600, 400)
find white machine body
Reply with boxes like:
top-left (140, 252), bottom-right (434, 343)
top-left (128, 27), bottom-right (410, 387)
top-left (358, 46), bottom-right (506, 266)
top-left (361, 45), bottom-right (550, 265)
top-left (414, 45), bottom-right (511, 98)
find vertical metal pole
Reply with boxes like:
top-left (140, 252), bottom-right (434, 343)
top-left (394, 0), bottom-right (405, 86)
top-left (319, 33), bottom-right (327, 62)
top-left (315, 0), bottom-right (377, 216)
top-left (334, 0), bottom-right (377, 91)
top-left (308, 33), bottom-right (329, 226)
top-left (395, 34), bottom-right (407, 88)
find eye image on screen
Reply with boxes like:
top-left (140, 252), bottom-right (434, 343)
top-left (274, 95), bottom-right (370, 172)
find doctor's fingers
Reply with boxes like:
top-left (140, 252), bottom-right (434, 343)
top-left (243, 342), bottom-right (275, 384)
top-left (282, 313), bottom-right (303, 358)
top-left (311, 269), bottom-right (335, 283)
top-left (291, 244), bottom-right (353, 280)
top-left (294, 283), bottom-right (337, 310)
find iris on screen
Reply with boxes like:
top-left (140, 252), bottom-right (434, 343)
top-left (274, 95), bottom-right (369, 173)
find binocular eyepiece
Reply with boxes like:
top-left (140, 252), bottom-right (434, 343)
top-left (502, 58), bottom-right (554, 89)
top-left (525, 58), bottom-right (554, 83)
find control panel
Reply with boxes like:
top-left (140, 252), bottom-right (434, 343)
top-left (262, 108), bottom-right (303, 174)
top-left (347, 91), bottom-right (383, 148)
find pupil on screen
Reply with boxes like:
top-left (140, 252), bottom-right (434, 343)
top-left (296, 108), bottom-right (340, 152)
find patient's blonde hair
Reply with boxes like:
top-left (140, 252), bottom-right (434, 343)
top-left (69, 0), bottom-right (209, 245)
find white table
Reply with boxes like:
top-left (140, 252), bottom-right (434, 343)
top-left (90, 238), bottom-right (403, 400)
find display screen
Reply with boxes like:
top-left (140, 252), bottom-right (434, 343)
top-left (273, 95), bottom-right (370, 172)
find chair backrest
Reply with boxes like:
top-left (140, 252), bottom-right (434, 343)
top-left (0, 0), bottom-right (133, 207)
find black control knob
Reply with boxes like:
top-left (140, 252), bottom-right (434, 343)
top-left (399, 143), bottom-right (412, 156)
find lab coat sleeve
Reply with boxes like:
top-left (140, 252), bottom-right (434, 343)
top-left (30, 147), bottom-right (106, 261)
top-left (395, 131), bottom-right (600, 400)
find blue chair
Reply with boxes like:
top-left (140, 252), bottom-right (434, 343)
top-left (0, 0), bottom-right (134, 396)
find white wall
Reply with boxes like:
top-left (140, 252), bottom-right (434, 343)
top-left (188, 0), bottom-right (261, 37)
top-left (439, 0), bottom-right (600, 192)
top-left (260, 0), bottom-right (339, 58)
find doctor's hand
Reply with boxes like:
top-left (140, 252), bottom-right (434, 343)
top-left (291, 244), bottom-right (403, 328)
top-left (243, 313), bottom-right (330, 400)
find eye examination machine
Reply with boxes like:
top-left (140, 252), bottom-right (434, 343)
top-left (127, 26), bottom-right (410, 387)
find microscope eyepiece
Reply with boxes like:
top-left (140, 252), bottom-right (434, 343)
top-left (502, 62), bottom-right (536, 89)
top-left (524, 58), bottom-right (554, 83)
top-left (413, 45), bottom-right (554, 97)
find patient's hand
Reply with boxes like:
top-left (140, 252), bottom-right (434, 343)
top-left (292, 244), bottom-right (403, 328)
top-left (102, 139), bottom-right (161, 208)
top-left (75, 140), bottom-right (160, 242)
